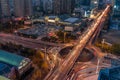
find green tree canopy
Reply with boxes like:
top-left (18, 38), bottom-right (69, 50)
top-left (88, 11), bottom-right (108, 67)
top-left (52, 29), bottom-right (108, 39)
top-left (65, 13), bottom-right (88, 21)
top-left (111, 44), bottom-right (120, 55)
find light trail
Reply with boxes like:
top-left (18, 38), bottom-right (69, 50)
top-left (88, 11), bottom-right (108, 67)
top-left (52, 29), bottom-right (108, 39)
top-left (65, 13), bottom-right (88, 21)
top-left (45, 5), bottom-right (110, 80)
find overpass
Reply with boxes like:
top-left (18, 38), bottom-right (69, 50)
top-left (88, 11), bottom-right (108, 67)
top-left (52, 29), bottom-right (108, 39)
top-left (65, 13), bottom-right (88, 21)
top-left (45, 5), bottom-right (111, 80)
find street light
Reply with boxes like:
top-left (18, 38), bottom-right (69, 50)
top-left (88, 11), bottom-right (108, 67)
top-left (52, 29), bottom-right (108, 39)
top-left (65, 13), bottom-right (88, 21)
top-left (102, 39), bottom-right (105, 49)
top-left (96, 58), bottom-right (101, 74)
top-left (64, 32), bottom-right (67, 43)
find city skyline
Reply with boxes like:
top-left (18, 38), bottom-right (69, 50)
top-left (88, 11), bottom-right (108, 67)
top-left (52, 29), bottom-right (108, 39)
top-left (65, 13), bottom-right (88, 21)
top-left (0, 0), bottom-right (120, 80)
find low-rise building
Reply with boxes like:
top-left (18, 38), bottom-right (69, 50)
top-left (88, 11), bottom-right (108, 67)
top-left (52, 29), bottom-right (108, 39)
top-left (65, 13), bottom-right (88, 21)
top-left (63, 17), bottom-right (81, 31)
top-left (0, 50), bottom-right (32, 79)
top-left (0, 76), bottom-right (10, 80)
top-left (98, 66), bottom-right (120, 80)
top-left (26, 15), bottom-right (82, 32)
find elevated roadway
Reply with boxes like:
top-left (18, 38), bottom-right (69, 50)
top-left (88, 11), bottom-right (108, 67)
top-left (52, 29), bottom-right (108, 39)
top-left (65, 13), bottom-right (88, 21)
top-left (45, 5), bottom-right (111, 80)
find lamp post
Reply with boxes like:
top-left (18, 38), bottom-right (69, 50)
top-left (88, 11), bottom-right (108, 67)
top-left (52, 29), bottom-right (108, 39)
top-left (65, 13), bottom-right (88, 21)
top-left (102, 39), bottom-right (105, 49)
top-left (96, 58), bottom-right (101, 74)
top-left (64, 32), bottom-right (66, 43)
top-left (10, 21), bottom-right (12, 32)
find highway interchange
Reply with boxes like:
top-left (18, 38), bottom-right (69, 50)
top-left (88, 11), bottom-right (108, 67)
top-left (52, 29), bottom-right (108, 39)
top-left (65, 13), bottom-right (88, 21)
top-left (0, 5), bottom-right (111, 80)
top-left (45, 5), bottom-right (111, 80)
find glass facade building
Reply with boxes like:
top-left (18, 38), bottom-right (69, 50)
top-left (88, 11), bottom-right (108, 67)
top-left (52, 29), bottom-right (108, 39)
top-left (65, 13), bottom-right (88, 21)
top-left (0, 0), bottom-right (10, 17)
top-left (113, 0), bottom-right (120, 17)
top-left (98, 66), bottom-right (120, 80)
top-left (0, 76), bottom-right (10, 80)
top-left (111, 0), bottom-right (120, 30)
top-left (75, 0), bottom-right (91, 7)
top-left (0, 50), bottom-right (31, 76)
top-left (0, 3), bottom-right (2, 19)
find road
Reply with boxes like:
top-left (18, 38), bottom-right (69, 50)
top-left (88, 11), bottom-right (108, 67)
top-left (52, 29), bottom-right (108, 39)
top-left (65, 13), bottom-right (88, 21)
top-left (0, 33), bottom-right (64, 49)
top-left (45, 5), bottom-right (111, 80)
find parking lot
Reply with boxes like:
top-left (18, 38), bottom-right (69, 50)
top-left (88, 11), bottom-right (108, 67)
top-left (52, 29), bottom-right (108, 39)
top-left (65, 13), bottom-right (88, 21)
top-left (18, 24), bottom-right (63, 38)
top-left (102, 30), bottom-right (120, 44)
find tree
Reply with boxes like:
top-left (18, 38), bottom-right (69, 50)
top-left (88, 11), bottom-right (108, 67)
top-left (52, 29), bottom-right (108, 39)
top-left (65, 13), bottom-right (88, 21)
top-left (0, 24), bottom-right (3, 31)
top-left (56, 30), bottom-right (64, 42)
top-left (111, 44), bottom-right (120, 55)
top-left (95, 42), bottom-right (111, 52)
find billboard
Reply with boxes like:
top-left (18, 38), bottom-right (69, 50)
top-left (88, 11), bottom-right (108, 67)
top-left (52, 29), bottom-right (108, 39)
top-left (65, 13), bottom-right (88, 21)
top-left (65, 26), bottom-right (74, 31)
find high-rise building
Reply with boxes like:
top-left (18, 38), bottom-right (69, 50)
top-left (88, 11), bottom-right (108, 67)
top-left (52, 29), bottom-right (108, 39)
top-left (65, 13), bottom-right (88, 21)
top-left (0, 3), bottom-right (2, 19)
top-left (98, 66), bottom-right (120, 80)
top-left (33, 0), bottom-right (42, 11)
top-left (14, 0), bottom-right (33, 17)
top-left (75, 0), bottom-right (91, 8)
top-left (53, 0), bottom-right (60, 14)
top-left (9, 0), bottom-right (14, 15)
top-left (113, 0), bottom-right (120, 16)
top-left (74, 0), bottom-right (91, 17)
top-left (80, 0), bottom-right (91, 6)
top-left (53, 0), bottom-right (74, 15)
top-left (105, 0), bottom-right (113, 4)
top-left (43, 0), bottom-right (53, 14)
top-left (98, 0), bottom-right (104, 9)
top-left (90, 0), bottom-right (98, 9)
top-left (98, 0), bottom-right (111, 9)
top-left (24, 0), bottom-right (33, 16)
top-left (33, 0), bottom-right (41, 6)
top-left (0, 0), bottom-right (10, 17)
top-left (14, 0), bottom-right (24, 17)
top-left (32, 0), bottom-right (44, 16)
top-left (110, 0), bottom-right (120, 30)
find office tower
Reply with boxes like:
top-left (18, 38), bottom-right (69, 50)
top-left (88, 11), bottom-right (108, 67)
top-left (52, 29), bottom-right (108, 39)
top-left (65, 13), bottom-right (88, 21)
top-left (105, 0), bottom-right (113, 4)
top-left (0, 0), bottom-right (10, 17)
top-left (33, 0), bottom-right (43, 12)
top-left (98, 0), bottom-right (107, 9)
top-left (0, 3), bottom-right (2, 19)
top-left (80, 0), bottom-right (91, 6)
top-left (53, 0), bottom-right (60, 14)
top-left (113, 0), bottom-right (120, 16)
top-left (9, 0), bottom-right (14, 15)
top-left (98, 66), bottom-right (120, 80)
top-left (24, 0), bottom-right (33, 16)
top-left (65, 0), bottom-right (75, 14)
top-left (75, 0), bottom-right (91, 7)
top-left (53, 0), bottom-right (74, 15)
top-left (98, 0), bottom-right (113, 9)
top-left (90, 0), bottom-right (98, 9)
top-left (43, 0), bottom-right (53, 14)
top-left (33, 0), bottom-right (41, 6)
top-left (14, 0), bottom-right (33, 17)
top-left (74, 0), bottom-right (91, 17)
top-left (111, 0), bottom-right (120, 30)
top-left (32, 0), bottom-right (43, 16)
top-left (14, 0), bottom-right (24, 17)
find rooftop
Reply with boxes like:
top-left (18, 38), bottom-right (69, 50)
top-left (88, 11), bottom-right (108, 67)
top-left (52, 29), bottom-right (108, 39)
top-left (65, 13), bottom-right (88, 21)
top-left (0, 63), bottom-right (11, 75)
top-left (0, 50), bottom-right (25, 67)
top-left (0, 76), bottom-right (10, 80)
top-left (0, 50), bottom-right (31, 71)
top-left (98, 66), bottom-right (120, 80)
top-left (64, 17), bottom-right (79, 23)
top-left (48, 16), bottom-right (58, 19)
top-left (0, 50), bottom-right (32, 79)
